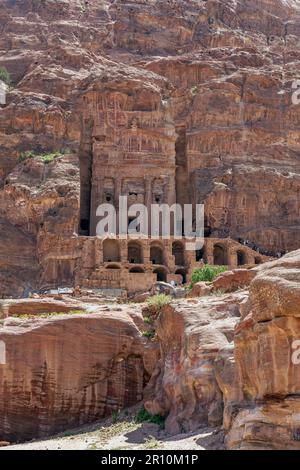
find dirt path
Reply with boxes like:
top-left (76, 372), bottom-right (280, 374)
top-left (2, 406), bottom-right (225, 451)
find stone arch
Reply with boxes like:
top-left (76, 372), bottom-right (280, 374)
top-left (128, 241), bottom-right (143, 264)
top-left (106, 264), bottom-right (121, 269)
top-left (237, 250), bottom-right (247, 266)
top-left (103, 239), bottom-right (120, 262)
top-left (129, 267), bottom-right (145, 273)
top-left (213, 244), bottom-right (227, 265)
top-left (196, 247), bottom-right (205, 262)
top-left (175, 268), bottom-right (187, 284)
top-left (172, 241), bottom-right (185, 266)
top-left (150, 242), bottom-right (164, 265)
top-left (153, 267), bottom-right (167, 282)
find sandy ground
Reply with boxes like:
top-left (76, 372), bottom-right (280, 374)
top-left (2, 406), bottom-right (225, 451)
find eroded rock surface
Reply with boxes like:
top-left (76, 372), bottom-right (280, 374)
top-left (144, 292), bottom-right (246, 434)
top-left (0, 302), bottom-right (155, 442)
top-left (0, 1), bottom-right (300, 295)
top-left (216, 250), bottom-right (300, 449)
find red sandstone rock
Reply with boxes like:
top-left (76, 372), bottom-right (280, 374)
top-left (0, 0), bottom-right (299, 449)
top-left (0, 303), bottom-right (151, 442)
top-left (0, 0), bottom-right (298, 296)
top-left (0, 297), bottom-right (83, 319)
top-left (212, 268), bottom-right (256, 293)
top-left (187, 281), bottom-right (213, 298)
top-left (144, 292), bottom-right (246, 434)
top-left (216, 250), bottom-right (300, 449)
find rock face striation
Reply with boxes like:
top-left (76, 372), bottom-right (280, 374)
top-left (0, 0), bottom-right (300, 450)
top-left (0, 0), bottom-right (299, 295)
top-left (216, 250), bottom-right (300, 449)
top-left (144, 250), bottom-right (300, 449)
top-left (144, 292), bottom-right (246, 434)
top-left (1, 252), bottom-right (300, 447)
top-left (0, 305), bottom-right (155, 442)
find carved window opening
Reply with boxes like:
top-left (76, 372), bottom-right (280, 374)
top-left (153, 267), bottom-right (167, 282)
top-left (129, 267), bottom-right (145, 273)
top-left (128, 242), bottom-right (143, 264)
top-left (106, 264), bottom-right (120, 269)
top-left (213, 244), bottom-right (227, 266)
top-left (150, 244), bottom-right (164, 265)
top-left (103, 239), bottom-right (121, 262)
top-left (175, 269), bottom-right (187, 285)
top-left (80, 219), bottom-right (89, 232)
top-left (237, 250), bottom-right (246, 266)
top-left (172, 241), bottom-right (185, 266)
top-left (196, 248), bottom-right (205, 262)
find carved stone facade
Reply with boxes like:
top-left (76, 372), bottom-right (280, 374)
top-left (39, 234), bottom-right (267, 293)
top-left (79, 88), bottom-right (176, 238)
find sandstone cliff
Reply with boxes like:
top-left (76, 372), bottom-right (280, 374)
top-left (216, 250), bottom-right (300, 449)
top-left (0, 303), bottom-right (157, 442)
top-left (1, 251), bottom-right (300, 448)
top-left (144, 291), bottom-right (246, 434)
top-left (0, 0), bottom-right (300, 295)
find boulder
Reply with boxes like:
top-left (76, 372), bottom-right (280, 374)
top-left (216, 250), bottom-right (300, 449)
top-left (144, 292), bottom-right (246, 434)
top-left (0, 308), bottom-right (148, 442)
top-left (187, 281), bottom-right (213, 298)
top-left (212, 269), bottom-right (256, 293)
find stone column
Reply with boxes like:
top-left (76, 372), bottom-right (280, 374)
top-left (145, 177), bottom-right (153, 236)
top-left (120, 239), bottom-right (128, 263)
top-left (115, 178), bottom-right (122, 234)
top-left (90, 176), bottom-right (104, 236)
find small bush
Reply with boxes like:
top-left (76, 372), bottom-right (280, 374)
top-left (190, 265), bottom-right (227, 287)
top-left (135, 407), bottom-right (165, 429)
top-left (147, 294), bottom-right (172, 311)
top-left (19, 151), bottom-right (36, 162)
top-left (111, 410), bottom-right (121, 423)
top-left (142, 329), bottom-right (155, 339)
top-left (40, 152), bottom-right (60, 164)
top-left (0, 67), bottom-right (11, 86)
top-left (13, 310), bottom-right (85, 319)
top-left (19, 151), bottom-right (61, 164)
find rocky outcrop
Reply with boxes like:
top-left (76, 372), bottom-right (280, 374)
top-left (0, 297), bottom-right (83, 318)
top-left (0, 1), bottom-right (300, 295)
top-left (187, 281), bottom-right (213, 298)
top-left (212, 268), bottom-right (256, 293)
top-left (187, 268), bottom-right (256, 298)
top-left (216, 250), bottom-right (300, 449)
top-left (0, 154), bottom-right (79, 297)
top-left (144, 292), bottom-right (247, 434)
top-left (0, 303), bottom-right (155, 442)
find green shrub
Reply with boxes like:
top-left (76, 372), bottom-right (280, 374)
top-left (19, 151), bottom-right (61, 164)
top-left (189, 265), bottom-right (227, 287)
top-left (135, 407), bottom-right (165, 429)
top-left (40, 152), bottom-right (60, 164)
top-left (142, 329), bottom-right (155, 339)
top-left (13, 309), bottom-right (85, 319)
top-left (19, 151), bottom-right (36, 162)
top-left (147, 294), bottom-right (172, 311)
top-left (0, 67), bottom-right (11, 86)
